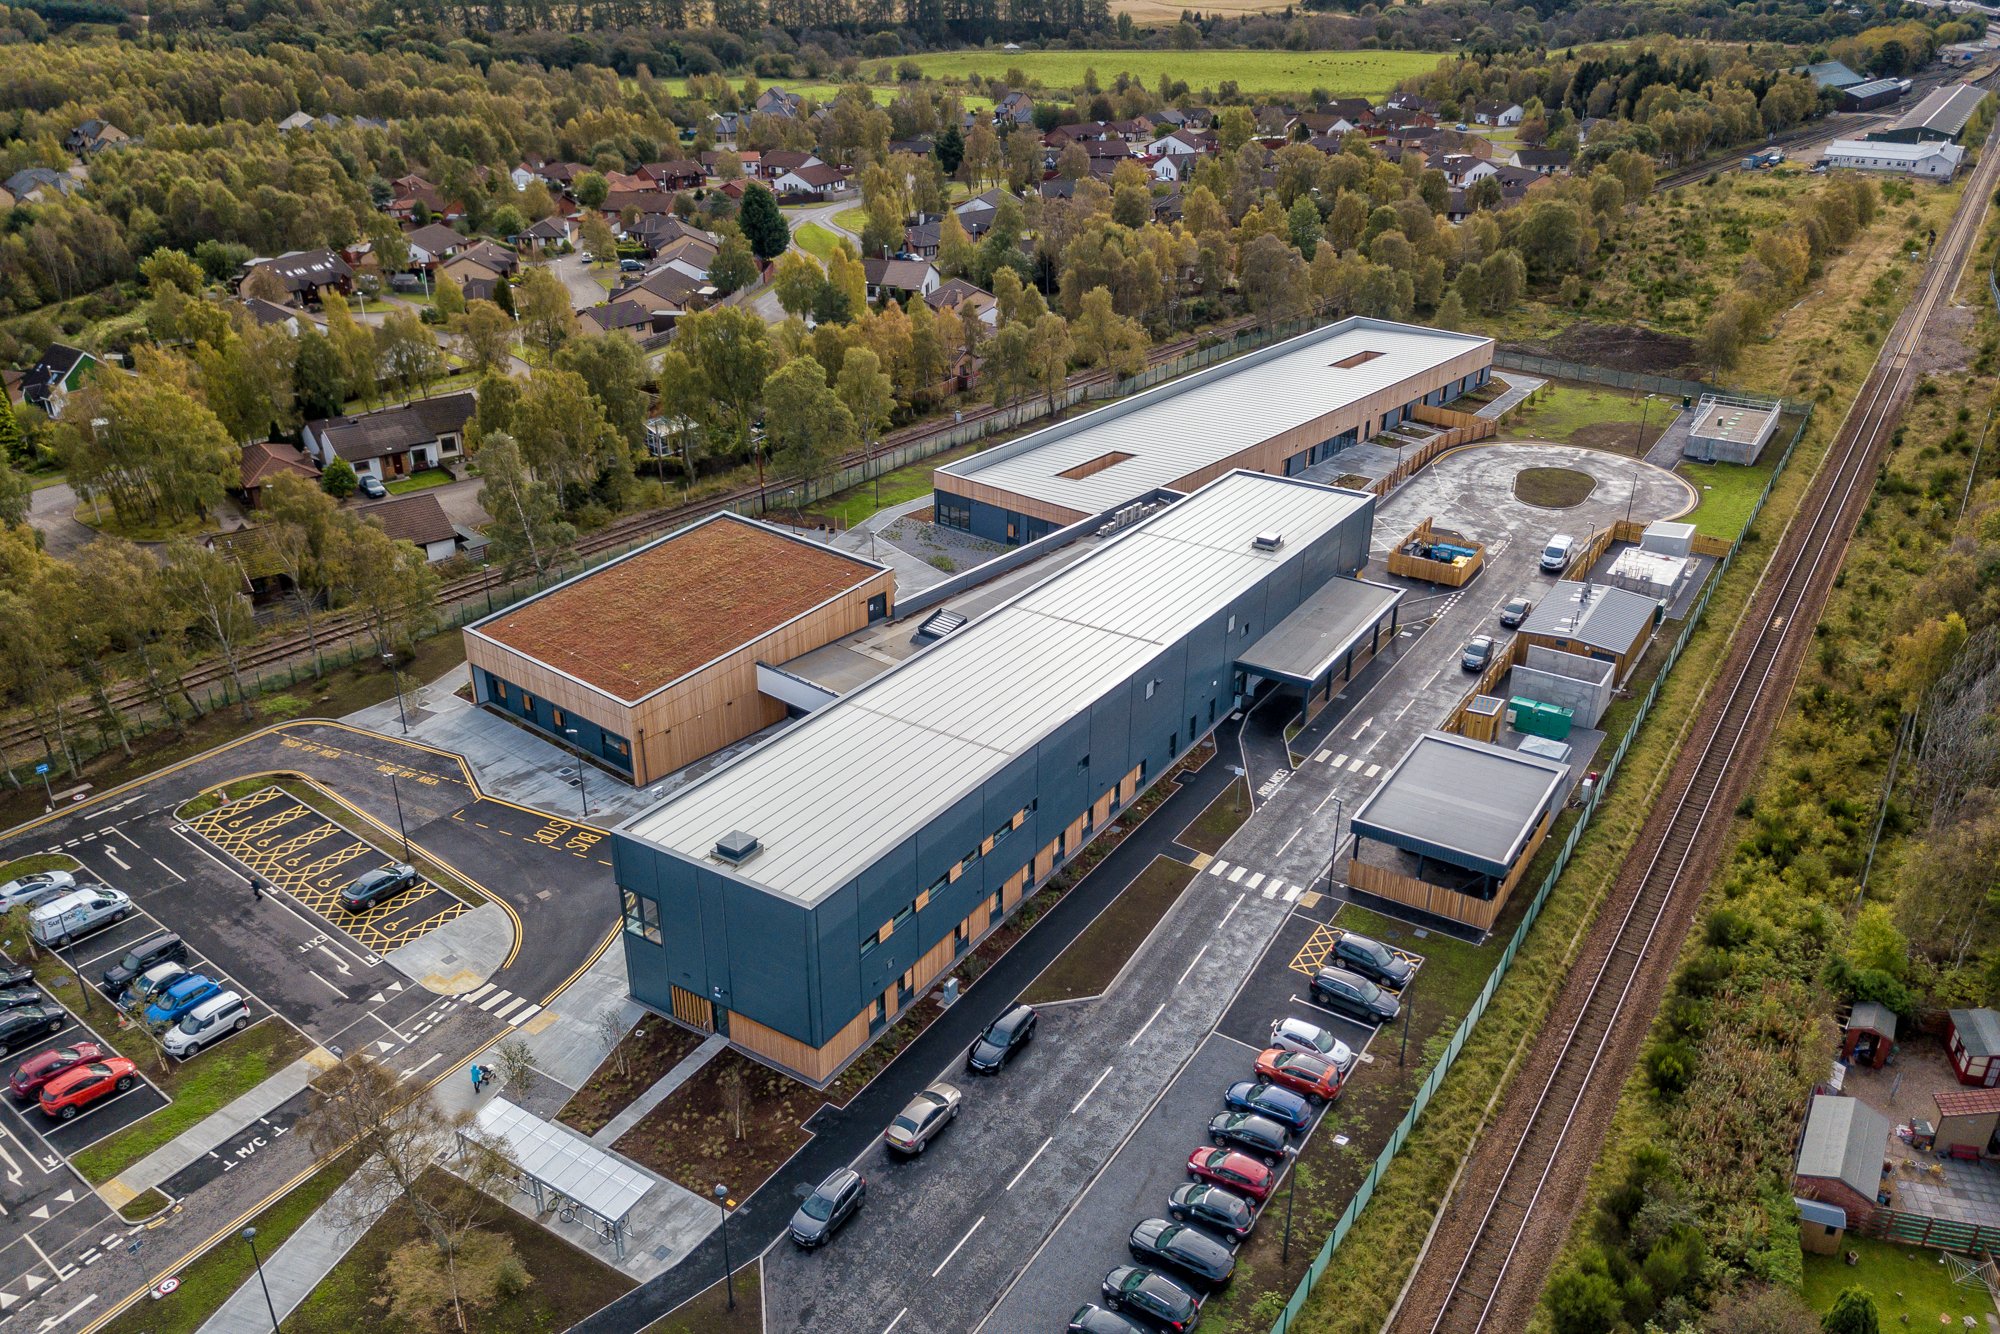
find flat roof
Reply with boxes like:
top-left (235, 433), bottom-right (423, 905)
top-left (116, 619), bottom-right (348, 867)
top-left (1236, 577), bottom-right (1401, 687)
top-left (938, 317), bottom-right (1490, 518)
top-left (1350, 731), bottom-right (1568, 878)
top-left (468, 1098), bottom-right (652, 1224)
top-left (1690, 396), bottom-right (1781, 446)
top-left (1829, 138), bottom-right (1964, 163)
top-left (1516, 581), bottom-right (1659, 655)
top-left (621, 473), bottom-right (1373, 905)
top-left (1894, 83), bottom-right (1987, 136)
top-left (468, 514), bottom-right (885, 703)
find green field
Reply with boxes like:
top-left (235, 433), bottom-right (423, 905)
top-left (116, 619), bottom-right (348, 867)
top-left (794, 222), bottom-right (840, 260)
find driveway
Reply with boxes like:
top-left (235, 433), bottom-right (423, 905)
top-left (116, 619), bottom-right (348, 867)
top-left (26, 481), bottom-right (95, 559)
top-left (541, 252), bottom-right (611, 312)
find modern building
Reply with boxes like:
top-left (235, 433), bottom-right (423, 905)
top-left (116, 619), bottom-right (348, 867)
top-left (1346, 730), bottom-right (1569, 932)
top-left (1822, 137), bottom-right (1965, 179)
top-left (1838, 77), bottom-right (1908, 113)
top-left (464, 514), bottom-right (893, 785)
top-left (1683, 394), bottom-right (1783, 464)
top-left (1793, 1093), bottom-right (1891, 1219)
top-left (933, 317), bottom-right (1493, 546)
top-left (611, 472), bottom-right (1377, 1083)
top-left (1869, 82), bottom-right (1990, 143)
top-left (1515, 581), bottom-right (1663, 681)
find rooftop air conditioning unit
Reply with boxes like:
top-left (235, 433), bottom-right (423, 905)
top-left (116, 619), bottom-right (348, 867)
top-left (714, 830), bottom-right (761, 865)
top-left (1252, 531), bottom-right (1284, 552)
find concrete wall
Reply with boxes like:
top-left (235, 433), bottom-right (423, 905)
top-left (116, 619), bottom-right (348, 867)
top-left (1509, 646), bottom-right (1614, 728)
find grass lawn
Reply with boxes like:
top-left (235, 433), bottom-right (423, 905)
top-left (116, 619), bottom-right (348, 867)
top-left (0, 853), bottom-right (80, 884)
top-left (1336, 902), bottom-right (1488, 1023)
top-left (817, 458), bottom-right (936, 528)
top-left (73, 496), bottom-right (216, 543)
top-left (1512, 466), bottom-right (1597, 509)
top-left (1803, 1238), bottom-right (1996, 1326)
top-left (385, 468), bottom-right (453, 494)
top-left (556, 1020), bottom-right (707, 1137)
top-left (1678, 458), bottom-right (1777, 539)
top-left (99, 1151), bottom-right (362, 1334)
top-left (833, 204), bottom-right (867, 234)
top-left (1022, 856), bottom-right (1195, 1004)
top-left (642, 1268), bottom-right (763, 1334)
top-left (1508, 381), bottom-right (1669, 453)
top-left (1178, 778), bottom-right (1250, 856)
top-left (27, 471), bottom-right (66, 491)
top-left (117, 1187), bottom-right (169, 1221)
top-left (888, 48), bottom-right (1440, 99)
top-left (794, 222), bottom-right (840, 261)
top-left (74, 1019), bottom-right (315, 1184)
top-left (284, 1171), bottom-right (633, 1334)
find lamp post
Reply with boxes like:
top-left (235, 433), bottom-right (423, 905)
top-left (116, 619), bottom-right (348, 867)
top-left (1626, 393), bottom-right (1665, 527)
top-left (243, 1226), bottom-right (281, 1332)
top-left (713, 1182), bottom-right (735, 1311)
top-left (482, 561), bottom-right (493, 615)
top-left (387, 770), bottom-right (412, 862)
top-left (1280, 1144), bottom-right (1301, 1265)
top-left (1318, 795), bottom-right (1345, 892)
top-left (1397, 965), bottom-right (1417, 1068)
top-left (564, 729), bottom-right (591, 819)
top-left (382, 651), bottom-right (409, 735)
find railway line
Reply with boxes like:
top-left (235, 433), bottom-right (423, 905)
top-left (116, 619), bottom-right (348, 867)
top-left (1390, 99), bottom-right (2000, 1334)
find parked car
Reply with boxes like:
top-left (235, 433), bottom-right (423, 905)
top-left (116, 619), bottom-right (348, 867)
top-left (0, 987), bottom-right (45, 1013)
top-left (0, 963), bottom-right (31, 990)
top-left (1223, 1079), bottom-right (1312, 1132)
top-left (1309, 965), bottom-right (1402, 1026)
top-left (1460, 635), bottom-right (1494, 672)
top-left (102, 932), bottom-right (188, 994)
top-left (1167, 1183), bottom-right (1255, 1241)
top-left (1101, 1266), bottom-right (1202, 1332)
top-left (1127, 1219), bottom-right (1237, 1289)
top-left (1266, 1018), bottom-right (1356, 1076)
top-left (28, 887), bottom-right (132, 947)
top-left (0, 1007), bottom-right (65, 1054)
top-left (1206, 1111), bottom-right (1289, 1162)
top-left (1186, 1147), bottom-right (1273, 1202)
top-left (124, 962), bottom-right (189, 1009)
top-left (9, 1043), bottom-right (107, 1100)
top-left (1067, 1304), bottom-right (1151, 1334)
top-left (1253, 1048), bottom-right (1347, 1105)
top-left (884, 1081), bottom-right (961, 1155)
top-left (1499, 595), bottom-right (1533, 629)
top-left (966, 1003), bottom-right (1038, 1074)
top-left (619, 257), bottom-right (645, 272)
top-left (340, 863), bottom-right (420, 911)
top-left (1540, 533), bottom-right (1575, 572)
top-left (788, 1166), bottom-right (866, 1248)
top-left (0, 870), bottom-right (74, 912)
top-left (358, 474), bottom-right (388, 499)
top-left (163, 991), bottom-right (250, 1058)
top-left (1333, 932), bottom-right (1415, 990)
top-left (38, 1056), bottom-right (138, 1120)
top-left (144, 974), bottom-right (221, 1027)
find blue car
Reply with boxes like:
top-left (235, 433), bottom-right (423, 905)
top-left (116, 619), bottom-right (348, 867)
top-left (145, 975), bottom-right (220, 1027)
top-left (1223, 1079), bottom-right (1313, 1132)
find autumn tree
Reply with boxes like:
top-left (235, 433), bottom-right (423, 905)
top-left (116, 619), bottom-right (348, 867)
top-left (454, 300), bottom-right (517, 377)
top-left (475, 432), bottom-right (574, 577)
top-left (763, 355), bottom-right (855, 492)
top-left (161, 537), bottom-right (258, 720)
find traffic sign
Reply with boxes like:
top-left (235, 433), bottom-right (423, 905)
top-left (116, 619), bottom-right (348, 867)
top-left (32, 763), bottom-right (48, 776)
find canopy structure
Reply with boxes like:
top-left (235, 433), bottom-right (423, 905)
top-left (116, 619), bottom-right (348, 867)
top-left (461, 1097), bottom-right (653, 1257)
top-left (1237, 577), bottom-right (1402, 692)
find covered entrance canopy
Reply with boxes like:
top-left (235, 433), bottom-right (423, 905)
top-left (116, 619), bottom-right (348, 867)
top-left (460, 1097), bottom-right (654, 1258)
top-left (1236, 576), bottom-right (1402, 702)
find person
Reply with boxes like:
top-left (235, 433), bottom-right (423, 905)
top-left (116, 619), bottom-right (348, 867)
top-left (469, 1063), bottom-right (485, 1093)
top-left (248, 874), bottom-right (262, 901)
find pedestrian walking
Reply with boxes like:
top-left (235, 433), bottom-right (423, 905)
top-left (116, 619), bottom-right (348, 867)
top-left (248, 874), bottom-right (262, 901)
top-left (469, 1063), bottom-right (485, 1093)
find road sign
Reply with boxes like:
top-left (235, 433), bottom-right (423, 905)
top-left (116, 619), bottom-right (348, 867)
top-left (32, 764), bottom-right (48, 775)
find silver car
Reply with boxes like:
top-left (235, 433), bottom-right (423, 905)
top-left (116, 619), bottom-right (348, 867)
top-left (1268, 1017), bottom-right (1356, 1077)
top-left (0, 871), bottom-right (73, 913)
top-left (884, 1081), bottom-right (962, 1155)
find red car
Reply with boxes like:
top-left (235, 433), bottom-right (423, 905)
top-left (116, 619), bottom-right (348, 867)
top-left (38, 1056), bottom-right (137, 1121)
top-left (9, 1043), bottom-right (106, 1101)
top-left (1254, 1047), bottom-right (1347, 1105)
top-left (1187, 1147), bottom-right (1274, 1202)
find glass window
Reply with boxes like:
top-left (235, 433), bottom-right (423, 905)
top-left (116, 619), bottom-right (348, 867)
top-left (493, 679), bottom-right (508, 702)
top-left (552, 708), bottom-right (566, 729)
top-left (620, 889), bottom-right (661, 944)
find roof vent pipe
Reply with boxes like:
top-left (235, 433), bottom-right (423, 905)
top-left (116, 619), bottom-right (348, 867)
top-left (714, 830), bottom-right (762, 865)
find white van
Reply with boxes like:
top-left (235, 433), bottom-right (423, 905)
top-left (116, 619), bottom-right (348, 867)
top-left (29, 887), bottom-right (132, 947)
top-left (1540, 534), bottom-right (1576, 573)
top-left (163, 992), bottom-right (249, 1058)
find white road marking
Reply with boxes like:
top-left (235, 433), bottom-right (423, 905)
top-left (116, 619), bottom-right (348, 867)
top-left (1219, 892), bottom-right (1246, 929)
top-left (883, 1309), bottom-right (908, 1334)
top-left (508, 1003), bottom-right (542, 1027)
top-left (36, 1294), bottom-right (94, 1330)
top-left (1313, 749), bottom-right (1331, 763)
top-left (1347, 759), bottom-right (1364, 773)
top-left (150, 858), bottom-right (185, 884)
top-left (1262, 883), bottom-right (1278, 899)
top-left (1313, 787), bottom-right (1343, 816)
top-left (1070, 1065), bottom-right (1113, 1115)
top-left (1227, 866), bottom-right (1246, 884)
top-left (1329, 753), bottom-right (1348, 769)
top-left (478, 989), bottom-right (513, 1012)
top-left (1206, 860), bottom-right (1227, 877)
top-left (931, 1216), bottom-right (984, 1277)
top-left (1351, 717), bottom-right (1372, 739)
top-left (399, 1053), bottom-right (443, 1082)
top-left (99, 848), bottom-right (129, 872)
top-left (465, 983), bottom-right (497, 1003)
top-left (1364, 764), bottom-right (1380, 779)
top-left (1006, 1138), bottom-right (1053, 1191)
top-left (306, 969), bottom-right (344, 997)
top-left (1245, 873), bottom-right (1263, 890)
top-left (1283, 885), bottom-right (1302, 903)
top-left (490, 996), bottom-right (525, 1021)
top-left (1177, 943), bottom-right (1209, 986)
top-left (1128, 1001), bottom-right (1167, 1047)
top-left (1276, 826), bottom-right (1303, 857)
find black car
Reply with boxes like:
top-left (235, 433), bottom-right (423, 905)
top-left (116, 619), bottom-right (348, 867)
top-left (1309, 965), bottom-right (1402, 1026)
top-left (340, 863), bottom-right (421, 911)
top-left (102, 933), bottom-right (187, 994)
top-left (358, 474), bottom-right (388, 500)
top-left (966, 1003), bottom-right (1038, 1074)
top-left (1167, 1183), bottom-right (1255, 1241)
top-left (0, 988), bottom-right (44, 1013)
top-left (1068, 1304), bottom-right (1151, 1334)
top-left (1460, 635), bottom-right (1495, 672)
top-left (0, 964), bottom-right (31, 990)
top-left (1101, 1266), bottom-right (1201, 1332)
top-left (1127, 1219), bottom-right (1237, 1289)
top-left (0, 1007), bottom-right (64, 1054)
top-left (1207, 1111), bottom-right (1288, 1163)
top-left (1499, 595), bottom-right (1533, 629)
top-left (1332, 932), bottom-right (1415, 990)
top-left (788, 1167), bottom-right (865, 1248)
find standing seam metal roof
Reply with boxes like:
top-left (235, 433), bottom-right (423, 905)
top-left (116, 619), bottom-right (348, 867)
top-left (621, 473), bottom-right (1372, 904)
top-left (1894, 83), bottom-right (1988, 137)
top-left (1516, 581), bottom-right (1659, 655)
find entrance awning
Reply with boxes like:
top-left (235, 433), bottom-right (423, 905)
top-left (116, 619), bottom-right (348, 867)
top-left (1236, 577), bottom-right (1403, 689)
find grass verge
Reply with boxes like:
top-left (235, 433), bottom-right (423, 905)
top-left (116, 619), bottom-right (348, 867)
top-left (384, 468), bottom-right (453, 494)
top-left (555, 1020), bottom-right (707, 1137)
top-left (640, 1266), bottom-right (764, 1334)
top-left (1802, 1237), bottom-right (1995, 1324)
top-left (0, 853), bottom-right (81, 883)
top-left (1512, 466), bottom-right (1597, 508)
top-left (794, 222), bottom-right (839, 260)
top-left (1678, 457), bottom-right (1779, 539)
top-left (1022, 856), bottom-right (1195, 1004)
top-left (1178, 778), bottom-right (1250, 856)
top-left (117, 1187), bottom-right (169, 1221)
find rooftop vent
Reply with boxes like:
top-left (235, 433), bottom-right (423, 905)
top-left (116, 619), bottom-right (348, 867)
top-left (1252, 531), bottom-right (1285, 552)
top-left (714, 830), bottom-right (762, 865)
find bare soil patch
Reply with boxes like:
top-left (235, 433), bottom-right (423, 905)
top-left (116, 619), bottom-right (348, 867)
top-left (557, 1020), bottom-right (707, 1137)
top-left (1513, 323), bottom-right (1700, 377)
top-left (1569, 421), bottom-right (1666, 453)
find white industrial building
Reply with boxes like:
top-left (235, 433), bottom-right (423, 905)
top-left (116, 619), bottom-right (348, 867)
top-left (1821, 138), bottom-right (1965, 179)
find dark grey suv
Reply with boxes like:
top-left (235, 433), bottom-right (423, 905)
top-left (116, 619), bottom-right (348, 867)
top-left (1333, 932), bottom-right (1414, 990)
top-left (789, 1167), bottom-right (866, 1248)
top-left (1127, 1218), bottom-right (1237, 1289)
top-left (1206, 1111), bottom-right (1288, 1163)
top-left (1309, 965), bottom-right (1401, 1025)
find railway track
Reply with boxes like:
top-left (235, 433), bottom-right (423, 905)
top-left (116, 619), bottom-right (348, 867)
top-left (1394, 103), bottom-right (2000, 1334)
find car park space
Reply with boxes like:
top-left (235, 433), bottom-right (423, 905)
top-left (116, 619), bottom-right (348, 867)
top-left (1215, 911), bottom-right (1393, 1058)
top-left (0, 985), bottom-right (168, 1158)
top-left (57, 906), bottom-right (273, 1045)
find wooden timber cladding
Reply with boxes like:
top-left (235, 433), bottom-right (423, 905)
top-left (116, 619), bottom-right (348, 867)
top-left (1387, 516), bottom-right (1485, 588)
top-left (1343, 806), bottom-right (1554, 932)
top-left (668, 984), bottom-right (714, 1030)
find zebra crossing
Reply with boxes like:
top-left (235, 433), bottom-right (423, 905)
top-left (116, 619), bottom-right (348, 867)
top-left (457, 980), bottom-right (543, 1028)
top-left (1204, 857), bottom-right (1310, 903)
top-left (1307, 749), bottom-right (1383, 779)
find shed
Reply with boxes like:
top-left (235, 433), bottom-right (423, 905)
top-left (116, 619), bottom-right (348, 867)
top-left (1841, 1000), bottom-right (1896, 1069)
top-left (1934, 1086), bottom-right (2000, 1157)
top-left (1794, 1093), bottom-right (1891, 1219)
top-left (1795, 1195), bottom-right (1849, 1255)
top-left (1949, 1008), bottom-right (2000, 1086)
top-left (1604, 547), bottom-right (1694, 603)
top-left (1640, 520), bottom-right (1696, 558)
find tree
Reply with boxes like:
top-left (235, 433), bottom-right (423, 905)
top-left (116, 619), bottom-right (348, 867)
top-left (573, 171), bottom-right (609, 210)
top-left (739, 183), bottom-right (790, 262)
top-left (321, 456), bottom-right (358, 499)
top-left (579, 214), bottom-right (618, 266)
top-left (772, 250), bottom-right (825, 318)
top-left (1821, 1288), bottom-right (1880, 1334)
top-left (0, 461), bottom-right (27, 528)
top-left (1545, 1265), bottom-right (1623, 1334)
top-left (708, 233), bottom-right (759, 297)
top-left (1287, 196), bottom-right (1323, 261)
top-left (1071, 287), bottom-right (1147, 380)
top-left (376, 309), bottom-right (445, 402)
top-left (511, 369), bottom-right (626, 509)
top-left (936, 122), bottom-right (965, 177)
top-left (1240, 233), bottom-right (1309, 326)
top-left (240, 266), bottom-right (288, 304)
top-left (62, 357), bottom-right (239, 528)
top-left (454, 300), bottom-right (516, 377)
top-left (0, 399), bottom-right (26, 469)
top-left (257, 473), bottom-right (349, 678)
top-left (763, 356), bottom-right (855, 492)
top-left (475, 433), bottom-right (573, 577)
top-left (294, 327), bottom-right (348, 421)
top-left (555, 333), bottom-right (649, 455)
top-left (339, 522), bottom-right (440, 655)
top-left (493, 273), bottom-right (515, 317)
top-left (674, 307), bottom-right (775, 494)
top-left (1026, 312), bottom-right (1073, 413)
top-left (515, 268), bottom-right (576, 364)
top-left (161, 537), bottom-right (258, 720)
top-left (434, 271), bottom-right (466, 320)
top-left (837, 346), bottom-right (896, 465)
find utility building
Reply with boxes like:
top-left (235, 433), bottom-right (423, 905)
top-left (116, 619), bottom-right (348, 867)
top-left (1684, 395), bottom-right (1782, 465)
top-left (612, 473), bottom-right (1376, 1084)
top-left (933, 317), bottom-right (1492, 545)
top-left (1868, 82), bottom-right (1990, 143)
top-left (1515, 581), bottom-right (1663, 681)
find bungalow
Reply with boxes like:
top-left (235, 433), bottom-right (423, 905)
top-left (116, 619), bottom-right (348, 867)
top-left (887, 138), bottom-right (935, 158)
top-left (1439, 155), bottom-right (1501, 189)
top-left (302, 391), bottom-right (475, 483)
top-left (702, 149), bottom-right (758, 176)
top-left (603, 169), bottom-right (655, 195)
top-left (455, 240), bottom-right (518, 277)
top-left (276, 111), bottom-right (319, 133)
top-left (925, 277), bottom-right (998, 327)
top-left (439, 253), bottom-right (505, 298)
top-left (954, 188), bottom-right (1009, 237)
top-left (518, 215), bottom-right (576, 253)
top-left (239, 250), bottom-right (354, 306)
top-left (772, 161), bottom-right (848, 196)
top-left (357, 492), bottom-right (461, 564)
top-left (387, 176), bottom-right (460, 223)
top-left (1045, 121), bottom-right (1117, 146)
top-left (1148, 128), bottom-right (1212, 159)
top-left (21, 344), bottom-right (96, 419)
top-left (579, 299), bottom-right (668, 338)
top-left (1473, 100), bottom-right (1526, 127)
top-left (3, 167), bottom-right (77, 204)
top-left (862, 257), bottom-right (939, 303)
top-left (758, 149), bottom-right (822, 181)
top-left (904, 213), bottom-right (944, 257)
top-left (1151, 154), bottom-right (1196, 183)
top-left (641, 160), bottom-right (705, 190)
top-left (604, 190), bottom-right (679, 220)
top-left (236, 440), bottom-right (320, 506)
top-left (625, 213), bottom-right (714, 257)
top-left (65, 119), bottom-right (129, 155)
top-left (402, 222), bottom-right (465, 269)
top-left (239, 297), bottom-right (302, 334)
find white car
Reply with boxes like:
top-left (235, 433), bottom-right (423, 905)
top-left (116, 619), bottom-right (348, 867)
top-left (0, 871), bottom-right (74, 913)
top-left (1269, 1017), bottom-right (1357, 1076)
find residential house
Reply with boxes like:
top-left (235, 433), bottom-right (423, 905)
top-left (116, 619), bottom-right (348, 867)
top-left (402, 222), bottom-right (465, 268)
top-left (537, 161), bottom-right (585, 193)
top-left (236, 440), bottom-right (320, 506)
top-left (3, 167), bottom-right (77, 204)
top-left (1473, 101), bottom-right (1526, 127)
top-left (626, 213), bottom-right (714, 257)
top-left (21, 344), bottom-right (96, 419)
top-left (357, 493), bottom-right (461, 564)
top-left (925, 278), bottom-right (998, 327)
top-left (455, 240), bottom-right (518, 277)
top-left (771, 161), bottom-right (848, 196)
top-left (579, 300), bottom-right (667, 338)
top-left (238, 250), bottom-right (354, 307)
top-left (276, 111), bottom-right (319, 132)
top-left (1287, 111), bottom-right (1359, 138)
top-left (1369, 107), bottom-right (1436, 136)
top-left (1045, 121), bottom-right (1118, 146)
top-left (1151, 154), bottom-right (1195, 183)
top-left (302, 392), bottom-right (476, 483)
top-left (204, 526), bottom-right (295, 598)
top-left (605, 190), bottom-right (680, 221)
top-left (702, 149), bottom-right (758, 176)
top-left (954, 188), bottom-right (1010, 237)
top-left (239, 297), bottom-right (302, 334)
top-left (994, 91), bottom-right (1037, 128)
top-left (65, 119), bottom-right (129, 155)
top-left (518, 215), bottom-right (577, 253)
top-left (904, 213), bottom-right (944, 257)
top-left (1439, 155), bottom-right (1501, 189)
top-left (1386, 92), bottom-right (1440, 115)
top-left (641, 160), bottom-right (705, 190)
top-left (603, 169), bottom-right (655, 194)
top-left (439, 253), bottom-right (505, 300)
top-left (709, 111), bottom-right (741, 144)
top-left (759, 149), bottom-right (824, 182)
top-left (1148, 128), bottom-right (1212, 159)
top-left (1513, 147), bottom-right (1571, 175)
top-left (755, 87), bottom-right (804, 119)
top-left (1490, 163), bottom-right (1544, 196)
top-left (1080, 139), bottom-right (1132, 166)
top-left (862, 257), bottom-right (939, 303)
top-left (887, 138), bottom-right (935, 158)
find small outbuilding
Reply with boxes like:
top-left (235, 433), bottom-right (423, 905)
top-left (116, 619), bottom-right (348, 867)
top-left (1794, 1093), bottom-right (1891, 1219)
top-left (1683, 395), bottom-right (1783, 465)
top-left (1841, 1000), bottom-right (1897, 1070)
top-left (1515, 581), bottom-right (1662, 681)
top-left (1795, 1195), bottom-right (1849, 1255)
top-left (1933, 1086), bottom-right (2000, 1158)
top-left (1948, 1008), bottom-right (2000, 1087)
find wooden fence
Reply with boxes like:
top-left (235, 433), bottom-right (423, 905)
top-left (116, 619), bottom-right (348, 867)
top-left (1864, 1208), bottom-right (2000, 1254)
top-left (1386, 516), bottom-right (1485, 587)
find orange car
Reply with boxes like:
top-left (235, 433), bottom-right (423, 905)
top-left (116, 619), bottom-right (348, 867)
top-left (39, 1056), bottom-right (138, 1121)
top-left (1254, 1046), bottom-right (1346, 1104)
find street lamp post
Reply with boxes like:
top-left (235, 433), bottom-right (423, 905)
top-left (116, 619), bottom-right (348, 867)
top-left (564, 729), bottom-right (591, 819)
top-left (482, 561), bottom-right (493, 615)
top-left (387, 770), bottom-right (412, 862)
top-left (382, 651), bottom-right (409, 735)
top-left (1280, 1144), bottom-right (1301, 1265)
top-left (1319, 795), bottom-right (1345, 892)
top-left (243, 1226), bottom-right (281, 1333)
top-left (713, 1183), bottom-right (735, 1311)
top-left (1626, 393), bottom-right (1663, 527)
top-left (1398, 965), bottom-right (1417, 1067)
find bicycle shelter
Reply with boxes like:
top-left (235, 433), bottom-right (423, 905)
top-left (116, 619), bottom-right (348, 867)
top-left (459, 1097), bottom-right (654, 1258)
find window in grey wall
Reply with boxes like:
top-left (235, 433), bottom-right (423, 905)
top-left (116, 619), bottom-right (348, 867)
top-left (621, 889), bottom-right (661, 944)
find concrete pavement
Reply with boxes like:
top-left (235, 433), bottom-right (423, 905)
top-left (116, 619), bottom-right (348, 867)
top-left (195, 1172), bottom-right (397, 1334)
top-left (592, 1033), bottom-right (726, 1146)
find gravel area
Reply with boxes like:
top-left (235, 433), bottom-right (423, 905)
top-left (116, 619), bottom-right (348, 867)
top-left (879, 515), bottom-right (1005, 574)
